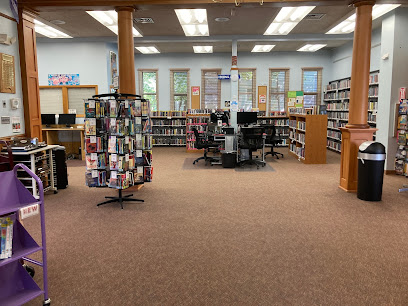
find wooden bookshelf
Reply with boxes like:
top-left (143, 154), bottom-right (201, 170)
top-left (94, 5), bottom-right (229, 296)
top-left (288, 114), bottom-right (328, 164)
top-left (324, 70), bottom-right (379, 152)
top-left (186, 113), bottom-right (210, 153)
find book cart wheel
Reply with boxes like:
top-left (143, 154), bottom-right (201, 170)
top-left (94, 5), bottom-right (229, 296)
top-left (43, 298), bottom-right (51, 305)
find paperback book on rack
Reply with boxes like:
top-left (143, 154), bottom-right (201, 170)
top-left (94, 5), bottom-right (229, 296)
top-left (0, 216), bottom-right (14, 260)
top-left (84, 95), bottom-right (153, 189)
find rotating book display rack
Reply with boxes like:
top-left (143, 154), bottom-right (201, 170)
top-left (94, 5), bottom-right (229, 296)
top-left (84, 93), bottom-right (153, 209)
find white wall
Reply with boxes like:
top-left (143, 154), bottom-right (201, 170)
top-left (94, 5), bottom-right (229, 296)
top-left (37, 41), bottom-right (110, 94)
top-left (135, 50), bottom-right (333, 110)
top-left (0, 0), bottom-right (25, 137)
top-left (330, 28), bottom-right (382, 81)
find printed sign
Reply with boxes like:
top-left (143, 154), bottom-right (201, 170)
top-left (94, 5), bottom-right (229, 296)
top-left (259, 94), bottom-right (266, 104)
top-left (192, 86), bottom-right (200, 96)
top-left (400, 87), bottom-right (407, 100)
top-left (20, 204), bottom-right (39, 220)
top-left (218, 74), bottom-right (231, 80)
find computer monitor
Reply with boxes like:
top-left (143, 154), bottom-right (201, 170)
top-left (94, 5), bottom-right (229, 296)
top-left (58, 114), bottom-right (76, 127)
top-left (237, 112), bottom-right (258, 125)
top-left (41, 114), bottom-right (56, 127)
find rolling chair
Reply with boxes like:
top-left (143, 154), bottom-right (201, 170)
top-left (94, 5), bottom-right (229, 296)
top-left (239, 127), bottom-right (266, 169)
top-left (192, 128), bottom-right (219, 165)
top-left (264, 125), bottom-right (284, 159)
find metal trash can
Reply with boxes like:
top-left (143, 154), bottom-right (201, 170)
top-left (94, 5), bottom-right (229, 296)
top-left (357, 141), bottom-right (386, 201)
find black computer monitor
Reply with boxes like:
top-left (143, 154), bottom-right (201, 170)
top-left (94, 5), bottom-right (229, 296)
top-left (41, 114), bottom-right (56, 127)
top-left (237, 112), bottom-right (258, 125)
top-left (58, 114), bottom-right (76, 127)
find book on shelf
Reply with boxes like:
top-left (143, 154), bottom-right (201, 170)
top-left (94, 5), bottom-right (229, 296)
top-left (0, 216), bottom-right (14, 260)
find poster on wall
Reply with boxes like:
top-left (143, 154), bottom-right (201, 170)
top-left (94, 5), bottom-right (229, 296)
top-left (192, 86), bottom-right (200, 96)
top-left (295, 91), bottom-right (304, 108)
top-left (48, 74), bottom-right (80, 86)
top-left (259, 94), bottom-right (266, 104)
top-left (12, 116), bottom-right (21, 133)
top-left (110, 51), bottom-right (118, 86)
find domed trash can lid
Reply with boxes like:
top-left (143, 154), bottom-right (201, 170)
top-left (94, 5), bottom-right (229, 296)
top-left (358, 141), bottom-right (386, 163)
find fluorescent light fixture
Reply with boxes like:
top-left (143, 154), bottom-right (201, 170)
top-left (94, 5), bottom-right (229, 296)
top-left (326, 4), bottom-right (400, 34)
top-left (34, 19), bottom-right (72, 38)
top-left (251, 45), bottom-right (275, 52)
top-left (193, 46), bottom-right (213, 53)
top-left (297, 44), bottom-right (326, 52)
top-left (175, 9), bottom-right (209, 36)
top-left (264, 6), bottom-right (315, 35)
top-left (86, 10), bottom-right (142, 37)
top-left (135, 46), bottom-right (160, 54)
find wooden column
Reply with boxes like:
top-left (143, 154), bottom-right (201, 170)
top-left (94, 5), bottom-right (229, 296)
top-left (17, 9), bottom-right (43, 140)
top-left (339, 1), bottom-right (377, 192)
top-left (116, 7), bottom-right (136, 95)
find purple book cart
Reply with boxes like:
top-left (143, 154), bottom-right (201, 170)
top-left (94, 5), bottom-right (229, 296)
top-left (0, 164), bottom-right (50, 306)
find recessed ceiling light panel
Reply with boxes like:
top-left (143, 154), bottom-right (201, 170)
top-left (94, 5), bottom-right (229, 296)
top-left (87, 10), bottom-right (142, 37)
top-left (264, 6), bottom-right (315, 35)
top-left (251, 45), bottom-right (275, 52)
top-left (135, 46), bottom-right (160, 54)
top-left (297, 44), bottom-right (326, 52)
top-left (34, 19), bottom-right (72, 38)
top-left (215, 17), bottom-right (230, 22)
top-left (326, 4), bottom-right (400, 34)
top-left (175, 9), bottom-right (209, 36)
top-left (193, 46), bottom-right (213, 53)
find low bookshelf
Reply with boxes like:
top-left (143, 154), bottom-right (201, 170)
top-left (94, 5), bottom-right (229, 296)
top-left (288, 113), bottom-right (328, 164)
top-left (324, 70), bottom-right (379, 153)
top-left (151, 111), bottom-right (187, 147)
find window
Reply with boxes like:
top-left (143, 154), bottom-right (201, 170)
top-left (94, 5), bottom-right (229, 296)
top-left (302, 68), bottom-right (322, 107)
top-left (138, 70), bottom-right (158, 111)
top-left (201, 69), bottom-right (221, 109)
top-left (170, 69), bottom-right (190, 111)
top-left (238, 69), bottom-right (256, 111)
top-left (269, 69), bottom-right (289, 112)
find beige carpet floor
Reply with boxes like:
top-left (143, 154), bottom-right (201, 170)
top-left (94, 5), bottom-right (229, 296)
top-left (24, 147), bottom-right (408, 305)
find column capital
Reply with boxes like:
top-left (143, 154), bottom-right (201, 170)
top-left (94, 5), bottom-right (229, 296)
top-left (350, 1), bottom-right (375, 8)
top-left (115, 6), bottom-right (135, 13)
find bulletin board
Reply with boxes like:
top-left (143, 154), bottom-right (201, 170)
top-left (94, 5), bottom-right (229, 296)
top-left (191, 86), bottom-right (200, 109)
top-left (0, 53), bottom-right (16, 94)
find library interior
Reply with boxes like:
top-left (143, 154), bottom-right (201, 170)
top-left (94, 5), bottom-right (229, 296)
top-left (1, 0), bottom-right (408, 304)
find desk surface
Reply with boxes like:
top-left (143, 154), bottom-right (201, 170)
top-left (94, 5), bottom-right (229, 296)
top-left (12, 145), bottom-right (60, 155)
top-left (42, 127), bottom-right (84, 131)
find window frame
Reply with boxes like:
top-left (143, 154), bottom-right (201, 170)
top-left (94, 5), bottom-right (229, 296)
top-left (301, 68), bottom-right (323, 108)
top-left (238, 68), bottom-right (256, 111)
top-left (170, 69), bottom-right (190, 111)
top-left (201, 69), bottom-right (221, 109)
top-left (269, 69), bottom-right (289, 113)
top-left (138, 69), bottom-right (159, 111)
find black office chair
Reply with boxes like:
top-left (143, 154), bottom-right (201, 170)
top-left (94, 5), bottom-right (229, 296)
top-left (239, 127), bottom-right (265, 169)
top-left (264, 125), bottom-right (284, 159)
top-left (0, 140), bottom-right (14, 172)
top-left (192, 128), bottom-right (219, 165)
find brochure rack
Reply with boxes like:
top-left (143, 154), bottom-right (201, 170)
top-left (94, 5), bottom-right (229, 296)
top-left (0, 163), bottom-right (50, 306)
top-left (84, 93), bottom-right (153, 209)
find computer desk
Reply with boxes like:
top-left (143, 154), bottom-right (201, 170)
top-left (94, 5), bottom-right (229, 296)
top-left (42, 125), bottom-right (85, 160)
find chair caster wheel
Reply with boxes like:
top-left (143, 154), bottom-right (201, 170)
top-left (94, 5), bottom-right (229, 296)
top-left (24, 264), bottom-right (35, 277)
top-left (54, 190), bottom-right (58, 194)
top-left (43, 298), bottom-right (51, 306)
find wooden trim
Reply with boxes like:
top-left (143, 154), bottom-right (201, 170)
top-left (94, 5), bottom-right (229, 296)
top-left (137, 68), bottom-right (158, 72)
top-left (0, 12), bottom-right (16, 22)
top-left (385, 170), bottom-right (396, 175)
top-left (39, 85), bottom-right (98, 89)
top-left (0, 134), bottom-right (25, 141)
top-left (170, 68), bottom-right (190, 71)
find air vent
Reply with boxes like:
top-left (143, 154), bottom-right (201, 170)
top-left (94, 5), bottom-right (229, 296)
top-left (134, 17), bottom-right (154, 24)
top-left (305, 13), bottom-right (325, 20)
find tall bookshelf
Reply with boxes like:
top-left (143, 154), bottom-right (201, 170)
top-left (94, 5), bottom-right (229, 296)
top-left (257, 112), bottom-right (289, 147)
top-left (288, 114), bottom-right (328, 164)
top-left (151, 111), bottom-right (186, 147)
top-left (186, 110), bottom-right (211, 152)
top-left (324, 70), bottom-right (379, 153)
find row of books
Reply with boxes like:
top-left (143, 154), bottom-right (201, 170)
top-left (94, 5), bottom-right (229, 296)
top-left (85, 135), bottom-right (106, 153)
top-left (327, 102), bottom-right (349, 110)
top-left (187, 117), bottom-right (209, 124)
top-left (368, 113), bottom-right (377, 123)
top-left (325, 79), bottom-right (351, 91)
top-left (85, 99), bottom-right (150, 119)
top-left (290, 143), bottom-right (305, 159)
top-left (297, 121), bottom-right (306, 131)
top-left (86, 153), bottom-right (107, 170)
top-left (153, 138), bottom-right (186, 145)
top-left (151, 111), bottom-right (187, 117)
top-left (151, 119), bottom-right (186, 126)
top-left (368, 87), bottom-right (379, 97)
top-left (84, 117), bottom-right (150, 136)
top-left (152, 127), bottom-right (185, 136)
top-left (327, 140), bottom-right (341, 152)
top-left (370, 74), bottom-right (379, 84)
top-left (327, 121), bottom-right (346, 129)
top-left (269, 111), bottom-right (287, 117)
top-left (187, 109), bottom-right (213, 114)
top-left (328, 112), bottom-right (349, 120)
top-left (324, 91), bottom-right (351, 100)
top-left (257, 119), bottom-right (289, 126)
top-left (0, 216), bottom-right (13, 259)
top-left (327, 130), bottom-right (342, 141)
top-left (395, 99), bottom-right (407, 176)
